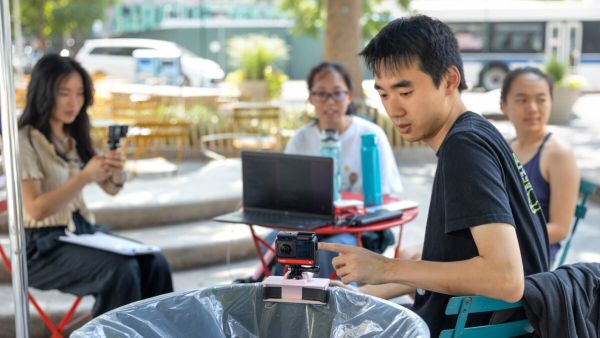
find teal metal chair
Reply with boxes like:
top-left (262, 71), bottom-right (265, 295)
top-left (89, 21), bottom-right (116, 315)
top-left (440, 295), bottom-right (533, 338)
top-left (554, 179), bottom-right (597, 269)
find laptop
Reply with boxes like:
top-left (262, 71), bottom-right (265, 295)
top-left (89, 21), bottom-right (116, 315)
top-left (214, 151), bottom-right (335, 230)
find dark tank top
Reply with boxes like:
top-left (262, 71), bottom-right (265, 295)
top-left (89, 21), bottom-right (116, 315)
top-left (522, 133), bottom-right (560, 261)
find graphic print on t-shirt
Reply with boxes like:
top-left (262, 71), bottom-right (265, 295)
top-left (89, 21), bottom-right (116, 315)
top-left (341, 163), bottom-right (360, 192)
top-left (512, 152), bottom-right (542, 215)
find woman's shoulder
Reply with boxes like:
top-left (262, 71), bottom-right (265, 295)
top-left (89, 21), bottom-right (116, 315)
top-left (17, 125), bottom-right (33, 142)
top-left (351, 115), bottom-right (385, 132)
top-left (285, 121), bottom-right (320, 152)
top-left (294, 121), bottom-right (319, 134)
top-left (542, 134), bottom-right (576, 164)
top-left (18, 125), bottom-right (45, 142)
top-left (18, 125), bottom-right (31, 134)
top-left (291, 121), bottom-right (322, 140)
top-left (18, 126), bottom-right (53, 153)
top-left (350, 116), bottom-right (391, 144)
top-left (545, 134), bottom-right (574, 154)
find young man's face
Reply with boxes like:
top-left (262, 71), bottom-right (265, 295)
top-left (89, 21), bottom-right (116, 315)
top-left (374, 63), bottom-right (453, 145)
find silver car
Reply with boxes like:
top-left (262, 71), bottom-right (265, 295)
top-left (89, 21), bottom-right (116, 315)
top-left (75, 38), bottom-right (224, 87)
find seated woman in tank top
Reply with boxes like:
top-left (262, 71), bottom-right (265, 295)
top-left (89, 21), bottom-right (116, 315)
top-left (500, 67), bottom-right (580, 263)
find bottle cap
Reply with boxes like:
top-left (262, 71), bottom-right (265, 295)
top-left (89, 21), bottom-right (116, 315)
top-left (322, 128), bottom-right (339, 142)
top-left (361, 134), bottom-right (378, 146)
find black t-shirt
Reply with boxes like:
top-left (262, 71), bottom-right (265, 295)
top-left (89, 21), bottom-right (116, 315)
top-left (413, 112), bottom-right (550, 336)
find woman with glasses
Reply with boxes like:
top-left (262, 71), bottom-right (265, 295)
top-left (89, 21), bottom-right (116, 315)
top-left (285, 61), bottom-right (403, 196)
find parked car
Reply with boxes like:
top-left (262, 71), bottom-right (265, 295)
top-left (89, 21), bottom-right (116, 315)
top-left (75, 38), bottom-right (224, 86)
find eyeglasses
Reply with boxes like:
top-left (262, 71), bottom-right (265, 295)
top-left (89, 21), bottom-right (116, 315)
top-left (310, 90), bottom-right (349, 103)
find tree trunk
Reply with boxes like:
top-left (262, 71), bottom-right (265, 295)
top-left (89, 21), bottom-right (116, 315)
top-left (324, 0), bottom-right (364, 103)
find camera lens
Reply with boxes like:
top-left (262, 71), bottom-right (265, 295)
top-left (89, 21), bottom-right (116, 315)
top-left (279, 243), bottom-right (292, 255)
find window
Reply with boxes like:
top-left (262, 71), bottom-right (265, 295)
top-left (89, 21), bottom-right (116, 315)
top-left (89, 47), bottom-right (139, 57)
top-left (490, 23), bottom-right (545, 53)
top-left (449, 23), bottom-right (489, 52)
top-left (582, 21), bottom-right (600, 53)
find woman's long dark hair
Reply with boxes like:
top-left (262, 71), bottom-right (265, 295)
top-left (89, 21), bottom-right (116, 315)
top-left (18, 54), bottom-right (96, 163)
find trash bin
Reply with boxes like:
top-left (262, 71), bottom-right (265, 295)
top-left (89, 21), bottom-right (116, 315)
top-left (71, 284), bottom-right (430, 337)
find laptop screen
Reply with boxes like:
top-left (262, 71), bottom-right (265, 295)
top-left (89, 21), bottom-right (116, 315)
top-left (241, 151), bottom-right (334, 217)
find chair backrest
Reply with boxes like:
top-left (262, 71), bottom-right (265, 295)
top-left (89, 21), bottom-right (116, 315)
top-left (440, 295), bottom-right (534, 338)
top-left (554, 178), bottom-right (597, 269)
top-left (232, 104), bottom-right (281, 135)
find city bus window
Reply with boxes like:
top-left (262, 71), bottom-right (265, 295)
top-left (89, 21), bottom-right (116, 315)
top-left (582, 21), bottom-right (600, 53)
top-left (448, 22), bottom-right (489, 53)
top-left (490, 22), bottom-right (545, 53)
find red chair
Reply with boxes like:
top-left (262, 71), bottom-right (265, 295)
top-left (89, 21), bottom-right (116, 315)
top-left (0, 199), bottom-right (84, 338)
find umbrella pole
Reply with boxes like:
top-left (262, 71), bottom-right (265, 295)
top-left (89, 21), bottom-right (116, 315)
top-left (0, 0), bottom-right (31, 335)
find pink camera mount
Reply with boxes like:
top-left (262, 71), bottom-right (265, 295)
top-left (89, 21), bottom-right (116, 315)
top-left (262, 271), bottom-right (330, 304)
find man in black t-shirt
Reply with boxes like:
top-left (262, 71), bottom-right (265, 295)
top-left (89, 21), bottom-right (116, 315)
top-left (319, 15), bottom-right (549, 336)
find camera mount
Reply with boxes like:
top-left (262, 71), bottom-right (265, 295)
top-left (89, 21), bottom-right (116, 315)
top-left (262, 271), bottom-right (330, 305)
top-left (287, 264), bottom-right (320, 280)
top-left (262, 231), bottom-right (330, 304)
top-left (107, 124), bottom-right (129, 150)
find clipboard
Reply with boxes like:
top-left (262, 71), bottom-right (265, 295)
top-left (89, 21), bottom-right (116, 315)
top-left (58, 231), bottom-right (161, 256)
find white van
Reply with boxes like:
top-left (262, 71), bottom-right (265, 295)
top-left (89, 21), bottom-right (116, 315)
top-left (75, 38), bottom-right (224, 87)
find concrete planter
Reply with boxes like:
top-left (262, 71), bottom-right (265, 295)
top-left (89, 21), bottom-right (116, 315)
top-left (550, 86), bottom-right (581, 125)
top-left (238, 80), bottom-right (269, 101)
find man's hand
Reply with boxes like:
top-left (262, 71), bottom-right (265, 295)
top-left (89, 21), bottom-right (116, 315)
top-left (319, 242), bottom-right (395, 285)
top-left (328, 279), bottom-right (360, 292)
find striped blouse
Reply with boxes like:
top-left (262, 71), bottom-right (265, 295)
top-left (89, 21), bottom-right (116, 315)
top-left (18, 126), bottom-right (95, 231)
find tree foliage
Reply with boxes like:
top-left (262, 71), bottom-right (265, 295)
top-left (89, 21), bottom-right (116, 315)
top-left (278, 0), bottom-right (411, 40)
top-left (17, 0), bottom-right (115, 50)
top-left (227, 34), bottom-right (289, 80)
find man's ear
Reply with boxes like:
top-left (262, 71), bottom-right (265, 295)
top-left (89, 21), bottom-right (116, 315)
top-left (444, 66), bottom-right (462, 95)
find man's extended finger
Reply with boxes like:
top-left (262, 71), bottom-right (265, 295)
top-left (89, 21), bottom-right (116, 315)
top-left (332, 256), bottom-right (346, 270)
top-left (318, 242), bottom-right (354, 253)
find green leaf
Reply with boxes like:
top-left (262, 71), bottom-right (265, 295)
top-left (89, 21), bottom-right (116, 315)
top-left (279, 0), bottom-right (411, 39)
top-left (20, 0), bottom-right (116, 49)
top-left (227, 34), bottom-right (289, 80)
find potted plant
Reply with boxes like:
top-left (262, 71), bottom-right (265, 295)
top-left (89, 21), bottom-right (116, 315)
top-left (226, 34), bottom-right (289, 101)
top-left (544, 58), bottom-right (586, 124)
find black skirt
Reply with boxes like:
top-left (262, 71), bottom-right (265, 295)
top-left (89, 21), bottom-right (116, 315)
top-left (24, 212), bottom-right (173, 316)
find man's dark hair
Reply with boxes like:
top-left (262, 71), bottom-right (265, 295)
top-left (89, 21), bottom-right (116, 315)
top-left (500, 67), bottom-right (553, 102)
top-left (360, 15), bottom-right (468, 91)
top-left (18, 54), bottom-right (96, 163)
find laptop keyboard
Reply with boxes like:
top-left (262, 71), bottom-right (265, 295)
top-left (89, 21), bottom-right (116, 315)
top-left (245, 210), bottom-right (330, 227)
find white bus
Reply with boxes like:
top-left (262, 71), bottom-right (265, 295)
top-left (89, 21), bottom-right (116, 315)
top-left (409, 0), bottom-right (600, 90)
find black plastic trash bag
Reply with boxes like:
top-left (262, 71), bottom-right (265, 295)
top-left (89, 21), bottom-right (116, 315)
top-left (72, 284), bottom-right (430, 338)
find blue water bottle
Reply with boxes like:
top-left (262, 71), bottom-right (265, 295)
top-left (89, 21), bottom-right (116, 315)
top-left (321, 128), bottom-right (341, 201)
top-left (361, 134), bottom-right (382, 206)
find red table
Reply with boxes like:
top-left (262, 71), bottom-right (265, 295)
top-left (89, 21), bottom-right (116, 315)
top-left (247, 193), bottom-right (419, 278)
